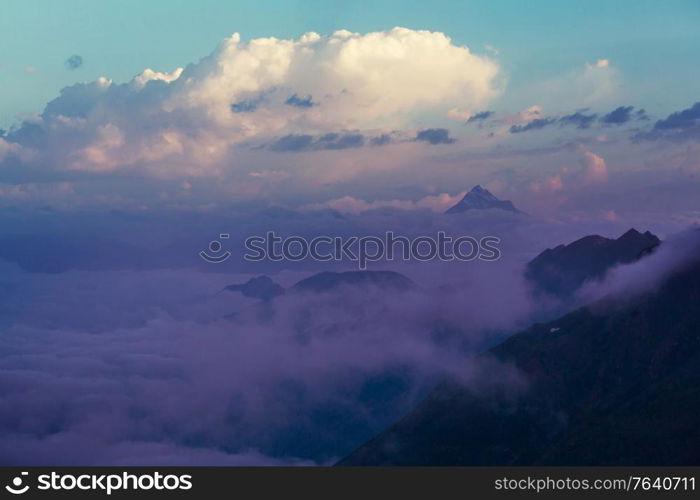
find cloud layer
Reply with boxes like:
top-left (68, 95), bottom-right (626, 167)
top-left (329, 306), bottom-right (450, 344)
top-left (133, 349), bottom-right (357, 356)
top-left (3, 28), bottom-right (499, 178)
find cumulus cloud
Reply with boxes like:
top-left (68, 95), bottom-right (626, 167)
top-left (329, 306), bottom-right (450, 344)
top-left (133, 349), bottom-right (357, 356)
top-left (539, 59), bottom-right (621, 108)
top-left (132, 67), bottom-right (183, 88)
top-left (447, 108), bottom-right (474, 121)
top-left (413, 128), bottom-right (456, 144)
top-left (0, 137), bottom-right (30, 162)
top-left (527, 147), bottom-right (609, 196)
top-left (501, 105), bottom-right (547, 133)
top-left (1, 28), bottom-right (499, 179)
top-left (266, 132), bottom-right (375, 152)
top-left (466, 110), bottom-right (494, 123)
top-left (600, 105), bottom-right (633, 124)
top-left (637, 102), bottom-right (700, 141)
top-left (529, 173), bottom-right (564, 193)
top-left (509, 105), bottom-right (644, 134)
top-left (64, 54), bottom-right (83, 70)
top-left (509, 118), bottom-right (555, 134)
top-left (285, 94), bottom-right (316, 108)
top-left (581, 150), bottom-right (608, 184)
top-left (558, 111), bottom-right (597, 129)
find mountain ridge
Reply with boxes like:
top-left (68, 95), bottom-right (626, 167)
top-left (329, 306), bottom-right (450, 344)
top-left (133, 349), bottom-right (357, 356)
top-left (525, 228), bottom-right (661, 297)
top-left (339, 236), bottom-right (700, 466)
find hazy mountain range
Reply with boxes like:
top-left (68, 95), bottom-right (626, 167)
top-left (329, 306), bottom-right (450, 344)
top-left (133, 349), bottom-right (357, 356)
top-left (217, 227), bottom-right (700, 466)
top-left (340, 229), bottom-right (700, 465)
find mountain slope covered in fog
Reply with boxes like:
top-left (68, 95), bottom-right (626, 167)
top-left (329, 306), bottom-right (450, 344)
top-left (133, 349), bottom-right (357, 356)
top-left (341, 234), bottom-right (700, 465)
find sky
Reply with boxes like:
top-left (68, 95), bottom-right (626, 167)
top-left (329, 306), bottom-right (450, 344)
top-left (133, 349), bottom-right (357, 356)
top-left (0, 0), bottom-right (699, 221)
top-left (2, 0), bottom-right (699, 126)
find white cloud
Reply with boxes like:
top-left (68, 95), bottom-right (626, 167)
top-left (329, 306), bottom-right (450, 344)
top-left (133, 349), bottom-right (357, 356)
top-left (526, 148), bottom-right (608, 199)
top-left (581, 149), bottom-right (608, 184)
top-left (447, 108), bottom-right (474, 122)
top-left (0, 137), bottom-right (30, 162)
top-left (5, 28), bottom-right (500, 178)
top-left (530, 173), bottom-right (564, 193)
top-left (133, 67), bottom-right (184, 88)
top-left (538, 59), bottom-right (621, 108)
top-left (303, 191), bottom-right (467, 214)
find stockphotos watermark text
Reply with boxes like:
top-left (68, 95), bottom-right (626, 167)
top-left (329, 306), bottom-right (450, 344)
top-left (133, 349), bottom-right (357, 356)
top-left (200, 231), bottom-right (501, 269)
top-left (4, 470), bottom-right (192, 495)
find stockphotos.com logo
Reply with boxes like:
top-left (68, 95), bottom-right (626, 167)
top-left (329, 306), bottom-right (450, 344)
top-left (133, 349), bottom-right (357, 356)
top-left (199, 233), bottom-right (232, 263)
top-left (5, 472), bottom-right (29, 495)
top-left (3, 471), bottom-right (192, 496)
top-left (199, 231), bottom-right (501, 269)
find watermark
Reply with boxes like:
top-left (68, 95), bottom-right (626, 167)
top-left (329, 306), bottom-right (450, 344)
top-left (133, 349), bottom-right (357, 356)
top-left (199, 233), bottom-right (231, 263)
top-left (5, 472), bottom-right (29, 495)
top-left (3, 471), bottom-right (192, 496)
top-left (200, 231), bottom-right (501, 269)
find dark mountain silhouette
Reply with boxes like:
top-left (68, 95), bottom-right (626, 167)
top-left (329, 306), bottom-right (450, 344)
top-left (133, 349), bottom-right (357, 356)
top-left (224, 275), bottom-right (285, 301)
top-left (526, 228), bottom-right (660, 297)
top-left (340, 246), bottom-right (700, 466)
top-left (225, 271), bottom-right (414, 303)
top-left (292, 270), bottom-right (415, 293)
top-left (223, 269), bottom-right (425, 461)
top-left (445, 185), bottom-right (522, 214)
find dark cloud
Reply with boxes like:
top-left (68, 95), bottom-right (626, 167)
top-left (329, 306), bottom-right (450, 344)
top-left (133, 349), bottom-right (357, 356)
top-left (231, 89), bottom-right (275, 113)
top-left (558, 111), bottom-right (597, 129)
top-left (370, 134), bottom-right (392, 146)
top-left (285, 94), bottom-right (316, 108)
top-left (268, 133), bottom-right (369, 152)
top-left (231, 99), bottom-right (259, 113)
top-left (268, 134), bottom-right (315, 152)
top-left (635, 102), bottom-right (700, 141)
top-left (653, 102), bottom-right (700, 131)
top-left (64, 54), bottom-right (83, 70)
top-left (317, 133), bottom-right (364, 150)
top-left (414, 128), bottom-right (456, 144)
top-left (600, 105), bottom-right (634, 124)
top-left (510, 106), bottom-right (647, 134)
top-left (509, 118), bottom-right (556, 134)
top-left (635, 108), bottom-right (649, 121)
top-left (466, 111), bottom-right (494, 123)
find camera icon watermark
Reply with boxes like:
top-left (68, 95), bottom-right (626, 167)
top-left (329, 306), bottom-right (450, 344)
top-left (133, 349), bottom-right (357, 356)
top-left (199, 233), bottom-right (231, 263)
top-left (5, 472), bottom-right (29, 495)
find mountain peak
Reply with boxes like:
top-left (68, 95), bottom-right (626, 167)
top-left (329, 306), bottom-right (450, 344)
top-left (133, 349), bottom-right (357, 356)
top-left (525, 229), bottom-right (661, 297)
top-left (340, 255), bottom-right (700, 466)
top-left (445, 186), bottom-right (521, 214)
top-left (225, 275), bottom-right (285, 301)
top-left (618, 228), bottom-right (643, 240)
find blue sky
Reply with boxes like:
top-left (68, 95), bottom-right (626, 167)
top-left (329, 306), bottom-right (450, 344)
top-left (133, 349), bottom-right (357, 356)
top-left (1, 0), bottom-right (699, 225)
top-left (2, 0), bottom-right (699, 128)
